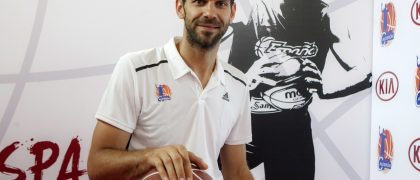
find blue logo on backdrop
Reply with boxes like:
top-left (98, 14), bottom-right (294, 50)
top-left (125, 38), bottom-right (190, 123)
top-left (380, 3), bottom-right (396, 46)
top-left (378, 128), bottom-right (393, 172)
top-left (416, 56), bottom-right (420, 106)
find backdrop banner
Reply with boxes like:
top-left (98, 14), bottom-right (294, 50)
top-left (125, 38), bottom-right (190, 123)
top-left (370, 0), bottom-right (420, 179)
top-left (0, 0), bottom-right (372, 179)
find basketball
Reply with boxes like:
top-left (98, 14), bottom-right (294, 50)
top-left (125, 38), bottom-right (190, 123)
top-left (140, 168), bottom-right (212, 180)
top-left (255, 36), bottom-right (275, 57)
top-left (262, 81), bottom-right (311, 110)
top-left (416, 58), bottom-right (420, 106)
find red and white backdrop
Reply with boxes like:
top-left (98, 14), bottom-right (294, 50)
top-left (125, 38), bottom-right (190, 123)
top-left (0, 0), bottom-right (376, 179)
top-left (370, 0), bottom-right (420, 180)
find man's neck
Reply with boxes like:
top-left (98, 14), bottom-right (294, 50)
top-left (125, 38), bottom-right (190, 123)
top-left (177, 37), bottom-right (219, 89)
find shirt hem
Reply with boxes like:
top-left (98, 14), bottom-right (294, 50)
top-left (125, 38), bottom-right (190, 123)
top-left (95, 113), bottom-right (134, 133)
top-left (225, 136), bottom-right (252, 145)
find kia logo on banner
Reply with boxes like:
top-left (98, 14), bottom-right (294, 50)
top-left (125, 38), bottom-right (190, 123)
top-left (408, 138), bottom-right (420, 172)
top-left (412, 0), bottom-right (420, 25)
top-left (376, 71), bottom-right (399, 101)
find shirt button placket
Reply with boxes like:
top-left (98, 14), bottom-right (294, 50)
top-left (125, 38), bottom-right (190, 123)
top-left (199, 94), bottom-right (205, 105)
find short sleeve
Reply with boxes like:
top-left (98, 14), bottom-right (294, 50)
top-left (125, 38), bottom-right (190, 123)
top-left (95, 55), bottom-right (140, 133)
top-left (225, 87), bottom-right (252, 145)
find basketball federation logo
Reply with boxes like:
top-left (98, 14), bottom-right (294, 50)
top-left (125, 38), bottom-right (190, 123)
top-left (416, 56), bottom-right (420, 106)
top-left (380, 2), bottom-right (396, 46)
top-left (378, 128), bottom-right (393, 172)
top-left (155, 84), bottom-right (172, 102)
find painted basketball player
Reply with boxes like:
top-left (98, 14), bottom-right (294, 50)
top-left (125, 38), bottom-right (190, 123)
top-left (223, 0), bottom-right (372, 179)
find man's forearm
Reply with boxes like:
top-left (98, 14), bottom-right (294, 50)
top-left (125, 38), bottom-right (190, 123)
top-left (88, 148), bottom-right (151, 180)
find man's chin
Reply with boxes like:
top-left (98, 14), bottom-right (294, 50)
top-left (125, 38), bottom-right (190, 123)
top-left (187, 30), bottom-right (223, 49)
top-left (196, 41), bottom-right (217, 49)
top-left (192, 37), bottom-right (219, 49)
top-left (198, 32), bottom-right (216, 40)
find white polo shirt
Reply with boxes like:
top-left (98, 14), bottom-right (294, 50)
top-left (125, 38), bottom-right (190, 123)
top-left (95, 37), bottom-right (252, 179)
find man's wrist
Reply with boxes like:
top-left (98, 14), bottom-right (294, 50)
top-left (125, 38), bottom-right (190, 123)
top-left (133, 149), bottom-right (154, 177)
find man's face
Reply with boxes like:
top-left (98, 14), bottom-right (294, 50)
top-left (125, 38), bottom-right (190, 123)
top-left (178, 0), bottom-right (236, 49)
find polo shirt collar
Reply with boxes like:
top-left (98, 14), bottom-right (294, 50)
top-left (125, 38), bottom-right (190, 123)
top-left (164, 37), bottom-right (191, 80)
top-left (163, 37), bottom-right (226, 86)
top-left (214, 57), bottom-right (226, 86)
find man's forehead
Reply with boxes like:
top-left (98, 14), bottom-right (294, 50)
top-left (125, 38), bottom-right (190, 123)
top-left (184, 0), bottom-right (232, 3)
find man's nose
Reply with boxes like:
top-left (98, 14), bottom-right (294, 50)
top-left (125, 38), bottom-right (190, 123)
top-left (203, 3), bottom-right (217, 19)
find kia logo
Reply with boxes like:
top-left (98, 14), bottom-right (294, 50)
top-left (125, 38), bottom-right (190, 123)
top-left (408, 138), bottom-right (420, 172)
top-left (412, 0), bottom-right (420, 25)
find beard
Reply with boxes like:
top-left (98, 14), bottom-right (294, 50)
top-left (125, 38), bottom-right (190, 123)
top-left (185, 16), bottom-right (229, 50)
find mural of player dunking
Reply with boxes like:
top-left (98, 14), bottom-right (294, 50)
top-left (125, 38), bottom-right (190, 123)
top-left (222, 0), bottom-right (372, 179)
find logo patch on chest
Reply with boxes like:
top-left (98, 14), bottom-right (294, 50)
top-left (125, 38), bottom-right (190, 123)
top-left (155, 84), bottom-right (172, 102)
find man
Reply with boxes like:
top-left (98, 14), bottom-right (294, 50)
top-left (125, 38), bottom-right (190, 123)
top-left (223, 0), bottom-right (372, 179)
top-left (87, 0), bottom-right (253, 179)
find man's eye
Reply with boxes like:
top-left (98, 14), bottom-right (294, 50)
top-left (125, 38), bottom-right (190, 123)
top-left (193, 0), bottom-right (206, 6)
top-left (216, 1), bottom-right (229, 8)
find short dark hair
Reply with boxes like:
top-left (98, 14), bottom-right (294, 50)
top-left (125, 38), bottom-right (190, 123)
top-left (182, 0), bottom-right (235, 6)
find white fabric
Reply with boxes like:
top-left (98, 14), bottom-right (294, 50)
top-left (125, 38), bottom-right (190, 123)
top-left (96, 37), bottom-right (252, 179)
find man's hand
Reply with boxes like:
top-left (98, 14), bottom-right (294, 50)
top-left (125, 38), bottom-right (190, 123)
top-left (145, 145), bottom-right (208, 180)
top-left (88, 121), bottom-right (208, 180)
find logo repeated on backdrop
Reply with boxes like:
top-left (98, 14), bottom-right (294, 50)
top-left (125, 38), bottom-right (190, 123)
top-left (376, 71), bottom-right (399, 101)
top-left (380, 2), bottom-right (396, 46)
top-left (408, 138), bottom-right (420, 172)
top-left (155, 84), bottom-right (172, 102)
top-left (416, 56), bottom-right (420, 106)
top-left (412, 0), bottom-right (420, 25)
top-left (378, 128), bottom-right (394, 172)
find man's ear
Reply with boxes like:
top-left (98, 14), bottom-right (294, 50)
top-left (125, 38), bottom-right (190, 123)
top-left (230, 2), bottom-right (237, 23)
top-left (176, 0), bottom-right (185, 19)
